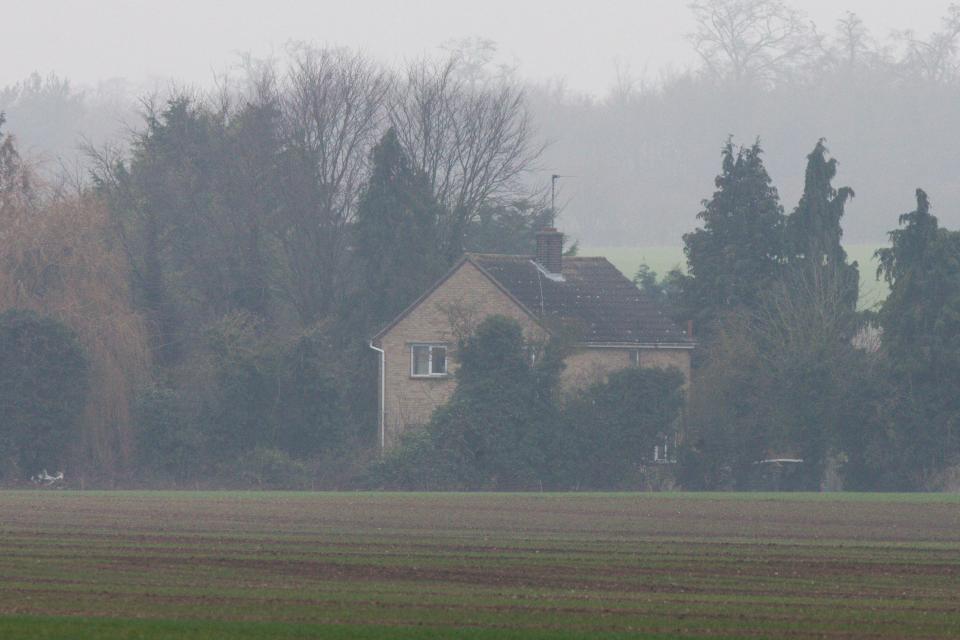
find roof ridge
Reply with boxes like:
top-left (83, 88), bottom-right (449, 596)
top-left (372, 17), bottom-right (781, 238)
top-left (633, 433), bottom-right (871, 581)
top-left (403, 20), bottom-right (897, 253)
top-left (467, 252), bottom-right (609, 261)
top-left (465, 252), bottom-right (533, 259)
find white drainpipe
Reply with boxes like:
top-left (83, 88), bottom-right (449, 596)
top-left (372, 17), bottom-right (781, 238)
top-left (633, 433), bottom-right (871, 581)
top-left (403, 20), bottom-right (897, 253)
top-left (368, 341), bottom-right (386, 454)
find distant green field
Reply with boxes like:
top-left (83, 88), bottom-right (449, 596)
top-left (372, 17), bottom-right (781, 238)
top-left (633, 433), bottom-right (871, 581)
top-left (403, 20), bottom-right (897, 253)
top-left (1, 491), bottom-right (958, 639)
top-left (585, 245), bottom-right (889, 309)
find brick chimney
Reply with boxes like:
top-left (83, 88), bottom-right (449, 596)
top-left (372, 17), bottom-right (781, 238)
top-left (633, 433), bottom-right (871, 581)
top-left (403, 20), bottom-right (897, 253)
top-left (536, 227), bottom-right (564, 275)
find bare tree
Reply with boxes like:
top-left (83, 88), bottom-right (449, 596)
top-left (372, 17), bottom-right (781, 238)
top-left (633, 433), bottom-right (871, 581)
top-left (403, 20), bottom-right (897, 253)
top-left (752, 267), bottom-right (861, 360)
top-left (834, 13), bottom-right (872, 68)
top-left (817, 12), bottom-right (889, 74)
top-left (391, 56), bottom-right (542, 260)
top-left (277, 46), bottom-right (391, 323)
top-left (686, 264), bottom-right (867, 489)
top-left (687, 0), bottom-right (820, 85)
top-left (895, 3), bottom-right (960, 83)
top-left (0, 178), bottom-right (150, 477)
top-left (609, 58), bottom-right (648, 105)
top-left (441, 37), bottom-right (500, 87)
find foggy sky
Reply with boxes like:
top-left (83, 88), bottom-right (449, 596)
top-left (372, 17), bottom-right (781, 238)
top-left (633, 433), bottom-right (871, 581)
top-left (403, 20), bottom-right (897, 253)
top-left (5, 0), bottom-right (953, 96)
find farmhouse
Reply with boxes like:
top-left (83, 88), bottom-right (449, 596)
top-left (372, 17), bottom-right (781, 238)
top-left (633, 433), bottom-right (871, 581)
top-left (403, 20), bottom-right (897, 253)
top-left (369, 228), bottom-right (694, 449)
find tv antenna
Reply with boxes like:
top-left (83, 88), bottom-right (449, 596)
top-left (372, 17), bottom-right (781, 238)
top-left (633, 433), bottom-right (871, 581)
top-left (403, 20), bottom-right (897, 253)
top-left (550, 174), bottom-right (576, 226)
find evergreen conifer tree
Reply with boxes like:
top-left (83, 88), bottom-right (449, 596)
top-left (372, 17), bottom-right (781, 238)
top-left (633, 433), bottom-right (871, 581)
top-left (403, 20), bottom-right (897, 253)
top-left (681, 140), bottom-right (786, 333)
top-left (353, 128), bottom-right (446, 329)
top-left (873, 189), bottom-right (960, 483)
top-left (787, 140), bottom-right (859, 311)
top-left (876, 189), bottom-right (955, 371)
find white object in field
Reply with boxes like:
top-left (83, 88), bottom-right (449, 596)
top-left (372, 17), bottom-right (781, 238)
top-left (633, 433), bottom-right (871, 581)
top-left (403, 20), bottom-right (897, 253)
top-left (31, 470), bottom-right (64, 486)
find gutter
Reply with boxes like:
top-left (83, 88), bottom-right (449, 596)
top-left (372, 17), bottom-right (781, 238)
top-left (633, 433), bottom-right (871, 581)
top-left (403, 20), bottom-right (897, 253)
top-left (368, 341), bottom-right (386, 454)
top-left (579, 341), bottom-right (696, 350)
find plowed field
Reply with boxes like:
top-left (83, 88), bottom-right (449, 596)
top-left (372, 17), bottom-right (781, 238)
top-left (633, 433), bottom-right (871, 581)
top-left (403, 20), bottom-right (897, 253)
top-left (1, 492), bottom-right (957, 638)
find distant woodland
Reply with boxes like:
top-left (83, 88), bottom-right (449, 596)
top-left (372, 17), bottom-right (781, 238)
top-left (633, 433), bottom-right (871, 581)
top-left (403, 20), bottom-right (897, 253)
top-left (6, 4), bottom-right (960, 245)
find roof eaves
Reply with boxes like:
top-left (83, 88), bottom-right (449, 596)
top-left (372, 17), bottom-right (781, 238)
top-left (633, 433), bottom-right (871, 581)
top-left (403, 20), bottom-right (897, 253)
top-left (580, 341), bottom-right (697, 349)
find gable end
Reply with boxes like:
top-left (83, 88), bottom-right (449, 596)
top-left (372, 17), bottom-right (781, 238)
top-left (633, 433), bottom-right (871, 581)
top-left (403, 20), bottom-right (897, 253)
top-left (371, 255), bottom-right (545, 343)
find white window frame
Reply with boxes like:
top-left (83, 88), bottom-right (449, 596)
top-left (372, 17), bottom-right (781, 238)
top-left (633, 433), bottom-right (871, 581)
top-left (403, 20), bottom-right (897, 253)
top-left (653, 434), bottom-right (677, 464)
top-left (410, 343), bottom-right (448, 378)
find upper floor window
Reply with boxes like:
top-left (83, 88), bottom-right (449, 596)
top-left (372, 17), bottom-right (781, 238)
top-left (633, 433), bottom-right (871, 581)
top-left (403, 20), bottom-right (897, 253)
top-left (411, 344), bottom-right (447, 377)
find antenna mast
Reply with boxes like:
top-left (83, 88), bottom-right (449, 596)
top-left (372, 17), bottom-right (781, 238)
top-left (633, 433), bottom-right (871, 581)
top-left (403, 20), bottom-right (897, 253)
top-left (550, 174), bottom-right (575, 227)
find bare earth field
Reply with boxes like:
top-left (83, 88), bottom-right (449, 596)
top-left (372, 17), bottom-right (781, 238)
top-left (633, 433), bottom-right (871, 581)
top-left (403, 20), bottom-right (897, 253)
top-left (0, 492), bottom-right (958, 639)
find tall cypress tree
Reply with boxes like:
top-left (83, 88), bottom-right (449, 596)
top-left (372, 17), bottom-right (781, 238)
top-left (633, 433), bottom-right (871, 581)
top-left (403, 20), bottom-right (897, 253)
top-left (353, 128), bottom-right (445, 329)
top-left (787, 140), bottom-right (859, 311)
top-left (873, 189), bottom-right (960, 482)
top-left (681, 140), bottom-right (786, 333)
top-left (876, 189), bottom-right (960, 375)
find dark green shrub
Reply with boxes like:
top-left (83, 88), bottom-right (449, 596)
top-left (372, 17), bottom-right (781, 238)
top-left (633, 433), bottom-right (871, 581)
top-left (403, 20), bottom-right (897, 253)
top-left (373, 427), bottom-right (462, 490)
top-left (559, 367), bottom-right (686, 489)
top-left (273, 328), bottom-right (346, 456)
top-left (203, 316), bottom-right (350, 463)
top-left (203, 314), bottom-right (277, 458)
top-left (238, 447), bottom-right (308, 489)
top-left (134, 385), bottom-right (203, 482)
top-left (376, 316), bottom-right (563, 490)
top-left (0, 309), bottom-right (88, 479)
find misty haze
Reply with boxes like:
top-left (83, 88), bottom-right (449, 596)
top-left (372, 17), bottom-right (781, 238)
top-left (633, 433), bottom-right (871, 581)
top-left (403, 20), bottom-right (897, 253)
top-left (1, 1), bottom-right (959, 638)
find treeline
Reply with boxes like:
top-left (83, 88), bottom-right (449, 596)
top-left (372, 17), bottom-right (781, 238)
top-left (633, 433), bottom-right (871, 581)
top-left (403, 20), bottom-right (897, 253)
top-left (3, 90), bottom-right (959, 489)
top-left (8, 4), bottom-right (960, 247)
top-left (0, 49), bottom-right (549, 487)
top-left (647, 139), bottom-right (960, 491)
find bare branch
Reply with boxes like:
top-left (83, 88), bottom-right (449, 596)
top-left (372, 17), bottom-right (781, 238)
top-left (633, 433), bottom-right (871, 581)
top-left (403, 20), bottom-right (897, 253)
top-left (895, 3), bottom-right (960, 83)
top-left (687, 0), bottom-right (820, 85)
top-left (275, 45), bottom-right (391, 322)
top-left (391, 55), bottom-right (543, 258)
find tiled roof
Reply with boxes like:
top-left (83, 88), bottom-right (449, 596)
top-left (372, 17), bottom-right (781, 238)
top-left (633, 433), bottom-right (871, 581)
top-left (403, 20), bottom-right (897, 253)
top-left (469, 254), bottom-right (692, 345)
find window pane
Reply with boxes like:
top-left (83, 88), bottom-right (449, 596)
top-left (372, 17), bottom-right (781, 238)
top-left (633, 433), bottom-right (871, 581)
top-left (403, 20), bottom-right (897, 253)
top-left (412, 346), bottom-right (430, 375)
top-left (431, 346), bottom-right (447, 375)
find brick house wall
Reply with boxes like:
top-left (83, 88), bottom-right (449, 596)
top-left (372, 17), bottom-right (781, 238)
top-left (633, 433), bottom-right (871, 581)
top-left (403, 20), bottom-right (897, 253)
top-left (561, 347), bottom-right (691, 391)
